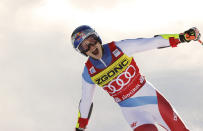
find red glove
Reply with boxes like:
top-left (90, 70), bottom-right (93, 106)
top-left (76, 118), bottom-right (88, 131)
top-left (75, 102), bottom-right (93, 131)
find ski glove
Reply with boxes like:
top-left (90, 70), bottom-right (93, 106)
top-left (76, 118), bottom-right (88, 131)
top-left (76, 127), bottom-right (85, 131)
top-left (179, 27), bottom-right (201, 43)
top-left (75, 102), bottom-right (93, 131)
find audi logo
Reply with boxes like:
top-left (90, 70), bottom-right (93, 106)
top-left (103, 65), bottom-right (136, 94)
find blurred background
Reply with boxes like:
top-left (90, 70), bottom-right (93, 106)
top-left (0, 0), bottom-right (203, 130)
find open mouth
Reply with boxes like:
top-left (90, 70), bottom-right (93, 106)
top-left (92, 48), bottom-right (99, 55)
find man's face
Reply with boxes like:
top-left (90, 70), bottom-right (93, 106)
top-left (79, 35), bottom-right (103, 59)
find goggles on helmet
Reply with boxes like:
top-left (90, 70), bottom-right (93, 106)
top-left (78, 35), bottom-right (99, 53)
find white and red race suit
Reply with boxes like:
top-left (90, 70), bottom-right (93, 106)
top-left (76, 35), bottom-right (189, 131)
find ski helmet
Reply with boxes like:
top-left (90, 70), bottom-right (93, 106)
top-left (71, 25), bottom-right (102, 53)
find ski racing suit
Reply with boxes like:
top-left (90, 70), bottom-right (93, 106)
top-left (76, 34), bottom-right (189, 131)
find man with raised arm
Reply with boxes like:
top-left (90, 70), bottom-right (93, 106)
top-left (71, 25), bottom-right (201, 131)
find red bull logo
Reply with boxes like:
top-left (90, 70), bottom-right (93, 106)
top-left (74, 32), bottom-right (85, 43)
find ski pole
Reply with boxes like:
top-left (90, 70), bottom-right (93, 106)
top-left (198, 40), bottom-right (203, 45)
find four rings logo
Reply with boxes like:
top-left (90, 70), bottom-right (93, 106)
top-left (103, 65), bottom-right (136, 94)
top-left (95, 58), bottom-right (129, 85)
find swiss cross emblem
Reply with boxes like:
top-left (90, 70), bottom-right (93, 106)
top-left (89, 66), bottom-right (96, 74)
